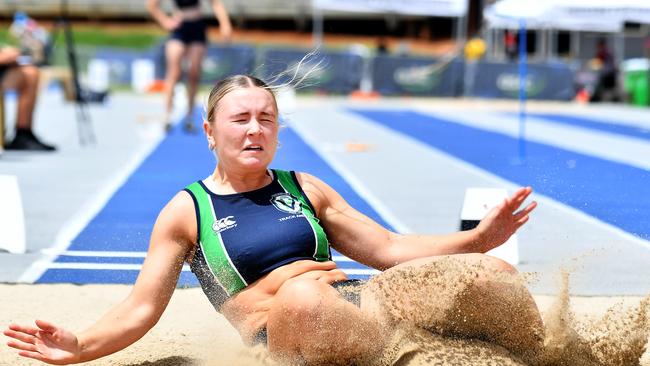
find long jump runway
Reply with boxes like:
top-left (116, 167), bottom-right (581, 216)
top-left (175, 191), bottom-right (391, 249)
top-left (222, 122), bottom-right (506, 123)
top-left (33, 109), bottom-right (390, 285)
top-left (8, 96), bottom-right (650, 295)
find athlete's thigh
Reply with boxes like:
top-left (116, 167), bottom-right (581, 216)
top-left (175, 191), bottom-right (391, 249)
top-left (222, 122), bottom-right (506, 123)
top-left (165, 39), bottom-right (186, 71)
top-left (1, 67), bottom-right (23, 90)
top-left (390, 252), bottom-right (515, 274)
top-left (185, 43), bottom-right (206, 72)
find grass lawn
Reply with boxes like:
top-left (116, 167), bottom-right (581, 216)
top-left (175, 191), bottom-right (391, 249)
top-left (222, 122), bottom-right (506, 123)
top-left (1, 24), bottom-right (165, 50)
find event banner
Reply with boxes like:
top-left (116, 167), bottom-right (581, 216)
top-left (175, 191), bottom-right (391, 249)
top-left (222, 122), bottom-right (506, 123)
top-left (371, 55), bottom-right (464, 96)
top-left (201, 45), bottom-right (257, 84)
top-left (468, 61), bottom-right (575, 100)
top-left (313, 0), bottom-right (468, 17)
top-left (259, 49), bottom-right (364, 94)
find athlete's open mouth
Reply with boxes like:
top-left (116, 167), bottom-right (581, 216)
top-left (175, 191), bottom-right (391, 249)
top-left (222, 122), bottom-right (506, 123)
top-left (244, 145), bottom-right (263, 151)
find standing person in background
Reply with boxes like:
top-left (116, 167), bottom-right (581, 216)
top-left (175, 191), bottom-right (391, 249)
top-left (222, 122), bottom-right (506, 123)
top-left (504, 30), bottom-right (517, 62)
top-left (1, 45), bottom-right (55, 151)
top-left (147, 0), bottom-right (232, 132)
top-left (591, 38), bottom-right (618, 102)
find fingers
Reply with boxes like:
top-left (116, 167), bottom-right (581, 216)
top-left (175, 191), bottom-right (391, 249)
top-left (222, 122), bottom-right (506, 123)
top-left (7, 339), bottom-right (39, 353)
top-left (4, 328), bottom-right (37, 345)
top-left (507, 186), bottom-right (532, 209)
top-left (514, 201), bottom-right (537, 219)
top-left (6, 323), bottom-right (39, 336)
top-left (17, 350), bottom-right (47, 363)
top-left (34, 319), bottom-right (58, 333)
top-left (515, 215), bottom-right (530, 228)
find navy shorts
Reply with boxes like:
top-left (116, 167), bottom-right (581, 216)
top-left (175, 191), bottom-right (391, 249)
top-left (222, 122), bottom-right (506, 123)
top-left (170, 19), bottom-right (207, 45)
top-left (251, 279), bottom-right (365, 345)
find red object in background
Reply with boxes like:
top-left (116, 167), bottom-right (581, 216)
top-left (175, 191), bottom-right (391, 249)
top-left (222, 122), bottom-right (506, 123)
top-left (146, 80), bottom-right (165, 93)
top-left (505, 32), bottom-right (516, 48)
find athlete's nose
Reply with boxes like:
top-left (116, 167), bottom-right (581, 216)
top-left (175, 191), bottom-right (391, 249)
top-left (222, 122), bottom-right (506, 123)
top-left (247, 119), bottom-right (262, 135)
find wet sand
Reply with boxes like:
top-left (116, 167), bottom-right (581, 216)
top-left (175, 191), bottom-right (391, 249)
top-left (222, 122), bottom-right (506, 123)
top-left (2, 264), bottom-right (649, 366)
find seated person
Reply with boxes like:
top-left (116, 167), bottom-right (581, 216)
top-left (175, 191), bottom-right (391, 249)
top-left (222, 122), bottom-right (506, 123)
top-left (1, 46), bottom-right (55, 151)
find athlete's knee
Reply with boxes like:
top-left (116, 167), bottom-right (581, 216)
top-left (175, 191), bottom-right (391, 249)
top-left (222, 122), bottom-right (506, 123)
top-left (275, 278), bottom-right (330, 321)
top-left (461, 252), bottom-right (518, 274)
top-left (186, 68), bottom-right (201, 84)
top-left (21, 65), bottom-right (40, 85)
top-left (268, 279), bottom-right (331, 358)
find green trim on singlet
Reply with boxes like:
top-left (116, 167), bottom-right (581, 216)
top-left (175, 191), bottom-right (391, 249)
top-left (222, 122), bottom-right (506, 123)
top-left (274, 169), bottom-right (330, 262)
top-left (185, 182), bottom-right (247, 295)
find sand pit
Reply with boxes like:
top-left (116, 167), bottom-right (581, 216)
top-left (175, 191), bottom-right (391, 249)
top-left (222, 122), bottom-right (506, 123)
top-left (2, 261), bottom-right (649, 366)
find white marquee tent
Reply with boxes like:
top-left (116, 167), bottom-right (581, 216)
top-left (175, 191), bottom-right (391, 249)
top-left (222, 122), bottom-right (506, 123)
top-left (311, 0), bottom-right (470, 46)
top-left (485, 0), bottom-right (650, 32)
top-left (313, 0), bottom-right (468, 17)
top-left (484, 0), bottom-right (650, 61)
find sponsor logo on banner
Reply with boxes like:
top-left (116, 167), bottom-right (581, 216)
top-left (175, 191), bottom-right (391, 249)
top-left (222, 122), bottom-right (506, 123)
top-left (496, 73), bottom-right (546, 97)
top-left (202, 58), bottom-right (231, 80)
top-left (393, 65), bottom-right (441, 93)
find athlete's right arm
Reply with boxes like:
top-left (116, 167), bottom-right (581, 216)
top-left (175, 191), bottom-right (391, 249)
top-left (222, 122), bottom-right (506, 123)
top-left (4, 191), bottom-right (197, 364)
top-left (146, 0), bottom-right (180, 31)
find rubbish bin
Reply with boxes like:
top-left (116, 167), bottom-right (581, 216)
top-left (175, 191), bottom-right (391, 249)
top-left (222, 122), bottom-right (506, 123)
top-left (622, 58), bottom-right (649, 106)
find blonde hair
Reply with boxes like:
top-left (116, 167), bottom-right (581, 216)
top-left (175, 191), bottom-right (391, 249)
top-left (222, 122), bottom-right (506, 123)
top-left (204, 51), bottom-right (325, 124)
top-left (204, 75), bottom-right (278, 124)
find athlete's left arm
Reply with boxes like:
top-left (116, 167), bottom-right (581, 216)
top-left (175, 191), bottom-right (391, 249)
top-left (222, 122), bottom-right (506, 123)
top-left (297, 173), bottom-right (536, 270)
top-left (210, 0), bottom-right (232, 41)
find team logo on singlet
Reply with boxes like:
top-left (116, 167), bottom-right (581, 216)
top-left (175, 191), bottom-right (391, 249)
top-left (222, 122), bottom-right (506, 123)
top-left (270, 193), bottom-right (302, 214)
top-left (212, 215), bottom-right (237, 234)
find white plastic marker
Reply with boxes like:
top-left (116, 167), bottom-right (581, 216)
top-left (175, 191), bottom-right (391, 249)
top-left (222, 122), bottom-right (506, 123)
top-left (460, 187), bottom-right (519, 265)
top-left (131, 58), bottom-right (156, 93)
top-left (87, 59), bottom-right (110, 92)
top-left (0, 175), bottom-right (26, 254)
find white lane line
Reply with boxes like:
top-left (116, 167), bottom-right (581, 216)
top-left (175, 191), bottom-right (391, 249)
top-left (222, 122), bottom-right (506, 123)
top-left (32, 262), bottom-right (377, 276)
top-left (343, 269), bottom-right (379, 276)
top-left (19, 129), bottom-right (168, 283)
top-left (332, 255), bottom-right (355, 262)
top-left (40, 251), bottom-right (358, 263)
top-left (41, 250), bottom-right (148, 258)
top-left (32, 261), bottom-right (191, 271)
top-left (288, 118), bottom-right (413, 234)
top-left (412, 109), bottom-right (650, 249)
top-left (423, 108), bottom-right (650, 171)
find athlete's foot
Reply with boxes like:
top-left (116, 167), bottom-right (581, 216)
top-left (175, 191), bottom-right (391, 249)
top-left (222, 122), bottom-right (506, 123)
top-left (183, 120), bottom-right (197, 133)
top-left (163, 113), bottom-right (173, 132)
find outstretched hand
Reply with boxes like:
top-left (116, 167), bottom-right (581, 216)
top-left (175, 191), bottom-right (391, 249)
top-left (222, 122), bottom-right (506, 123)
top-left (474, 186), bottom-right (537, 252)
top-left (4, 320), bottom-right (81, 365)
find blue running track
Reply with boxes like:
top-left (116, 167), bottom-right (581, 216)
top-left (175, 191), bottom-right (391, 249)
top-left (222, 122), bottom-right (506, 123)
top-left (513, 112), bottom-right (650, 141)
top-left (350, 109), bottom-right (650, 243)
top-left (37, 112), bottom-right (391, 284)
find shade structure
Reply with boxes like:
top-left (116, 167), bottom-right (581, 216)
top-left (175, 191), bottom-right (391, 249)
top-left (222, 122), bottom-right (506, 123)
top-left (313, 0), bottom-right (469, 17)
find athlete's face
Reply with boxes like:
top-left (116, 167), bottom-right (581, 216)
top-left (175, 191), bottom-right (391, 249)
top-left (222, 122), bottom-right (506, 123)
top-left (207, 87), bottom-right (279, 171)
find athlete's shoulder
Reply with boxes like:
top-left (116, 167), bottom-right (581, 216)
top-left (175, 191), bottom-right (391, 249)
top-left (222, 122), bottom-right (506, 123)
top-left (292, 171), bottom-right (328, 188)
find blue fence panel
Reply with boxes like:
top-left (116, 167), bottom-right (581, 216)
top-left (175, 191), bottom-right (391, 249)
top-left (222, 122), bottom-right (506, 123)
top-left (371, 55), bottom-right (464, 96)
top-left (201, 44), bottom-right (257, 84)
top-left (94, 48), bottom-right (156, 86)
top-left (259, 49), bottom-right (363, 94)
top-left (152, 43), bottom-right (256, 84)
top-left (469, 61), bottom-right (576, 100)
